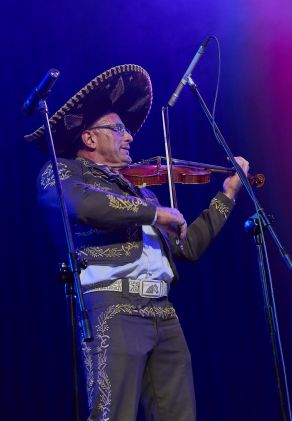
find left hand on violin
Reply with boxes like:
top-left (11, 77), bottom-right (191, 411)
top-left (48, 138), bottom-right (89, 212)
top-left (223, 156), bottom-right (250, 201)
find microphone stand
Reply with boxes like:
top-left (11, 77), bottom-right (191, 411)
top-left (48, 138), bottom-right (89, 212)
top-left (37, 98), bottom-right (93, 421)
top-left (186, 75), bottom-right (292, 421)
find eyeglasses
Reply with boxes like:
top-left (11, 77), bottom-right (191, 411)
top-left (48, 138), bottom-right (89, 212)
top-left (86, 123), bottom-right (132, 137)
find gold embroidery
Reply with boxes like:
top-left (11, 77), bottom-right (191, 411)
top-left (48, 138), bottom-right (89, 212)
top-left (142, 195), bottom-right (157, 203)
top-left (74, 228), bottom-right (101, 237)
top-left (84, 303), bottom-right (177, 420)
top-left (210, 198), bottom-right (230, 219)
top-left (92, 181), bottom-right (111, 191)
top-left (78, 242), bottom-right (139, 258)
top-left (81, 342), bottom-right (95, 410)
top-left (84, 279), bottom-right (123, 294)
top-left (136, 305), bottom-right (177, 319)
top-left (40, 162), bottom-right (71, 189)
top-left (107, 194), bottom-right (147, 213)
top-left (82, 168), bottom-right (110, 180)
top-left (99, 303), bottom-right (177, 321)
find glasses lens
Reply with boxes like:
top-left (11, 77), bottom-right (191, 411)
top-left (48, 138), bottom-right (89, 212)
top-left (114, 124), bottom-right (131, 136)
top-left (115, 124), bottom-right (124, 135)
top-left (86, 124), bottom-right (131, 136)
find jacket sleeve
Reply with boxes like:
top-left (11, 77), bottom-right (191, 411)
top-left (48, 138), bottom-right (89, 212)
top-left (169, 191), bottom-right (235, 261)
top-left (36, 159), bottom-right (157, 229)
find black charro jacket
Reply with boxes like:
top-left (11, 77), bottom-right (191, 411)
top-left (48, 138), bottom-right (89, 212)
top-left (37, 157), bottom-right (235, 281)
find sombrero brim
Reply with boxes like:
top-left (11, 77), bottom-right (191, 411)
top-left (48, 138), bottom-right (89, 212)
top-left (24, 64), bottom-right (153, 156)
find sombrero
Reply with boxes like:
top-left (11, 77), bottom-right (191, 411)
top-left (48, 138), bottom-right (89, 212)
top-left (25, 64), bottom-right (153, 156)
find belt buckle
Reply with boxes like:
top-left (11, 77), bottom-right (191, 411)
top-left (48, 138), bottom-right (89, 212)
top-left (139, 280), bottom-right (162, 298)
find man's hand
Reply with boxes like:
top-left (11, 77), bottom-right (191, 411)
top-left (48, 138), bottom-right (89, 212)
top-left (155, 206), bottom-right (187, 240)
top-left (223, 156), bottom-right (250, 201)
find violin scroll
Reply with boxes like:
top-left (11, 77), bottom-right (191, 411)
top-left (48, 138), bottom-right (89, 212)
top-left (248, 173), bottom-right (265, 188)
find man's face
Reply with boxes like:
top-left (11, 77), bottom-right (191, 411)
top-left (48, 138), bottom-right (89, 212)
top-left (84, 113), bottom-right (133, 168)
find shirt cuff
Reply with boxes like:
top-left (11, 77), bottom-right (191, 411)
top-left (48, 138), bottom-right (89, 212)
top-left (151, 209), bottom-right (158, 225)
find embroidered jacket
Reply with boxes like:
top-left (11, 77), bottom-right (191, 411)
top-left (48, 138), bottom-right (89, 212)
top-left (37, 157), bottom-right (235, 281)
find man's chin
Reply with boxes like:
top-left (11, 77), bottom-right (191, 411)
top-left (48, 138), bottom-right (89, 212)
top-left (112, 156), bottom-right (132, 169)
top-left (123, 155), bottom-right (132, 165)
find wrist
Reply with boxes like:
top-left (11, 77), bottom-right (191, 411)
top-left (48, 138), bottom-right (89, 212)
top-left (223, 191), bottom-right (236, 203)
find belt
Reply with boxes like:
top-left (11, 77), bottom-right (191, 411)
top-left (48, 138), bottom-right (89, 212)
top-left (83, 278), bottom-right (168, 298)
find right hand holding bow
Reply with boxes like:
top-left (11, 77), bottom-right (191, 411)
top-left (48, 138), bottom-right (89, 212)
top-left (155, 207), bottom-right (187, 240)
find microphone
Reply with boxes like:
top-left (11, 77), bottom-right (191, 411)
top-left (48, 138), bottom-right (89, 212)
top-left (168, 37), bottom-right (210, 107)
top-left (22, 68), bottom-right (60, 116)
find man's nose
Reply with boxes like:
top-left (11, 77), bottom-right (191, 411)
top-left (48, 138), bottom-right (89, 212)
top-left (124, 130), bottom-right (133, 143)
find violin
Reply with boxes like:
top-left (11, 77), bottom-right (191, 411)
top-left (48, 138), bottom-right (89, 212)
top-left (120, 156), bottom-right (265, 188)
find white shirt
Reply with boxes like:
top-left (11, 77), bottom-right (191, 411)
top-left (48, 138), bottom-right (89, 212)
top-left (80, 225), bottom-right (174, 286)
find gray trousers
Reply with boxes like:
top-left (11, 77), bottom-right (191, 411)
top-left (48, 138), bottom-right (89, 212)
top-left (80, 285), bottom-right (196, 421)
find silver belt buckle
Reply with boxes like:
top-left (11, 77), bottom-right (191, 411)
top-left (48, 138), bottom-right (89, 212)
top-left (139, 280), bottom-right (162, 298)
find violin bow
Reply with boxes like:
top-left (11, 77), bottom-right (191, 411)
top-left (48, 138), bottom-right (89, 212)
top-left (161, 106), bottom-right (178, 209)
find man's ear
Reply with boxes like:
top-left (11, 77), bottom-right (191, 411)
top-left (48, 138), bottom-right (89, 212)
top-left (81, 130), bottom-right (96, 150)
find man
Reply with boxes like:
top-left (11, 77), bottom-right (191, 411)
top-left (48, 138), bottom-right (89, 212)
top-left (27, 64), bottom-right (248, 420)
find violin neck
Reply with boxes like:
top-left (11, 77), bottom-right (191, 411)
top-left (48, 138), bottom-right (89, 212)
top-left (137, 156), bottom-right (233, 174)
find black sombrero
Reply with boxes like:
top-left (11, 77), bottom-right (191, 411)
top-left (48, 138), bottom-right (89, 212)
top-left (25, 64), bottom-right (153, 156)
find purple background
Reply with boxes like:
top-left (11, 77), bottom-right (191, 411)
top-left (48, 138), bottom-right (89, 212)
top-left (1, 0), bottom-right (292, 420)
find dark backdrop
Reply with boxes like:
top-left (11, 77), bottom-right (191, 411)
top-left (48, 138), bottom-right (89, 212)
top-left (1, 0), bottom-right (292, 420)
